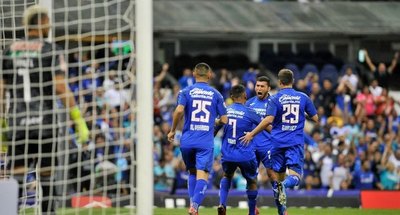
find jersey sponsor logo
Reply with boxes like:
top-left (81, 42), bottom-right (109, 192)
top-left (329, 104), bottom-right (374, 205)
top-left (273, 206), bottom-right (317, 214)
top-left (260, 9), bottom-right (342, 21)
top-left (279, 94), bottom-right (301, 104)
top-left (9, 41), bottom-right (43, 57)
top-left (189, 88), bottom-right (214, 99)
top-left (10, 41), bottom-right (43, 51)
top-left (227, 109), bottom-right (245, 118)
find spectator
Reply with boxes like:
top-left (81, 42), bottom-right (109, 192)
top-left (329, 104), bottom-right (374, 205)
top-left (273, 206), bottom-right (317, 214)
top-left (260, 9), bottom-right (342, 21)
top-left (301, 149), bottom-right (320, 190)
top-left (340, 66), bottom-right (358, 94)
top-left (369, 80), bottom-right (383, 97)
top-left (319, 144), bottom-right (334, 188)
top-left (379, 162), bottom-right (400, 190)
top-left (352, 160), bottom-right (382, 190)
top-left (178, 68), bottom-right (195, 89)
top-left (330, 154), bottom-right (352, 190)
top-left (355, 86), bottom-right (375, 119)
top-left (364, 49), bottom-right (399, 89)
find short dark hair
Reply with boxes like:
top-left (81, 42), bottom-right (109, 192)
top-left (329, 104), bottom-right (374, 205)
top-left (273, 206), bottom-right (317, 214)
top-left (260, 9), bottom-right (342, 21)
top-left (256, 76), bottom-right (271, 86)
top-left (278, 69), bottom-right (294, 85)
top-left (194, 62), bottom-right (211, 77)
top-left (230, 84), bottom-right (246, 99)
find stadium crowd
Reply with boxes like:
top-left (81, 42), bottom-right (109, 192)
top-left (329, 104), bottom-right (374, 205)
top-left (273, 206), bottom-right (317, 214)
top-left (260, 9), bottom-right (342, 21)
top-left (151, 50), bottom-right (400, 193)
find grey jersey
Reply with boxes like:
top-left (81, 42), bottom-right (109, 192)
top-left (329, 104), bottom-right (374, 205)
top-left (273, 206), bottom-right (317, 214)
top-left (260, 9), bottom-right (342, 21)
top-left (1, 38), bottom-right (65, 140)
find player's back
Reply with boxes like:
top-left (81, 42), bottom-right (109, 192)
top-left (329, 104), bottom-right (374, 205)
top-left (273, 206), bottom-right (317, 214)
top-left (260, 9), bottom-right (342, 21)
top-left (246, 96), bottom-right (272, 148)
top-left (268, 88), bottom-right (317, 148)
top-left (179, 82), bottom-right (226, 149)
top-left (1, 39), bottom-right (64, 140)
top-left (221, 103), bottom-right (260, 162)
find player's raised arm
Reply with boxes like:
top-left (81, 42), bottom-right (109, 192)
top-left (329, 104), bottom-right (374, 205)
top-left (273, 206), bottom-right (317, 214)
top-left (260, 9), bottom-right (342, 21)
top-left (54, 66), bottom-right (89, 144)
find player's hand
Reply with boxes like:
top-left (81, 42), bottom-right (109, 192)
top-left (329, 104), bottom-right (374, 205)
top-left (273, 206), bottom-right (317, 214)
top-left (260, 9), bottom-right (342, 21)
top-left (0, 118), bottom-right (8, 142)
top-left (74, 118), bottom-right (89, 144)
top-left (70, 106), bottom-right (89, 144)
top-left (239, 132), bottom-right (253, 145)
top-left (167, 131), bottom-right (175, 143)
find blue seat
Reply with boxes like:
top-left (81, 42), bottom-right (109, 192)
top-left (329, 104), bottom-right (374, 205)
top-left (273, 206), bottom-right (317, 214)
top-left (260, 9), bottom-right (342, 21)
top-left (285, 63), bottom-right (301, 81)
top-left (300, 63), bottom-right (319, 79)
top-left (320, 64), bottom-right (339, 85)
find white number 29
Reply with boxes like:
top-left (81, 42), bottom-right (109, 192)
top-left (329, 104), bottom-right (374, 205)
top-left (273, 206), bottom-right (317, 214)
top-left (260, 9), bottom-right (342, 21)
top-left (191, 100), bottom-right (211, 123)
top-left (282, 104), bottom-right (299, 124)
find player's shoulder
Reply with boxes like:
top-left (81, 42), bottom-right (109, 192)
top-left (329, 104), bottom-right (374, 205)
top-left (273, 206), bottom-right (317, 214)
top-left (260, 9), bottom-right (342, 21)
top-left (245, 96), bottom-right (257, 105)
top-left (269, 93), bottom-right (281, 103)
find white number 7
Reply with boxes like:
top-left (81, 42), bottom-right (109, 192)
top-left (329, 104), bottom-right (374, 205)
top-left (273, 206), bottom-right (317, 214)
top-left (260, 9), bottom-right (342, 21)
top-left (228, 118), bottom-right (237, 138)
top-left (18, 68), bottom-right (31, 103)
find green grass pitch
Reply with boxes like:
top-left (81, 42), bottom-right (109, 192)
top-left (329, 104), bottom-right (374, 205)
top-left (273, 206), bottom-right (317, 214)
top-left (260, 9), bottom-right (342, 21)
top-left (21, 207), bottom-right (400, 215)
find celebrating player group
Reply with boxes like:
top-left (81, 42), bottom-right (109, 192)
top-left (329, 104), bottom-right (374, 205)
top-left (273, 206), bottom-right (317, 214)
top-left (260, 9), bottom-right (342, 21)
top-left (168, 63), bottom-right (318, 215)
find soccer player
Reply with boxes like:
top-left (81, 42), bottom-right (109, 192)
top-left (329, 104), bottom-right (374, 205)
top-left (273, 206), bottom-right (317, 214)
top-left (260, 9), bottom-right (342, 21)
top-left (241, 69), bottom-right (318, 215)
top-left (0, 5), bottom-right (89, 214)
top-left (217, 85), bottom-right (261, 215)
top-left (167, 63), bottom-right (227, 215)
top-left (245, 77), bottom-right (273, 169)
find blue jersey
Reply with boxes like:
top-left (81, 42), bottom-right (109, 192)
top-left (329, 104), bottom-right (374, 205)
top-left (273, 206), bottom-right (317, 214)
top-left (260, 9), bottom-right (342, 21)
top-left (221, 103), bottom-right (261, 162)
top-left (266, 88), bottom-right (317, 148)
top-left (246, 96), bottom-right (272, 149)
top-left (178, 82), bottom-right (227, 149)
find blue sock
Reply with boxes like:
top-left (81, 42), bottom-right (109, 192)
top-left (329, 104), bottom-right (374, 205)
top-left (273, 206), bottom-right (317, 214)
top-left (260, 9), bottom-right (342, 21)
top-left (188, 174), bottom-right (197, 204)
top-left (219, 177), bottom-right (231, 207)
top-left (272, 181), bottom-right (286, 215)
top-left (247, 190), bottom-right (258, 215)
top-left (192, 179), bottom-right (208, 211)
top-left (283, 175), bottom-right (300, 189)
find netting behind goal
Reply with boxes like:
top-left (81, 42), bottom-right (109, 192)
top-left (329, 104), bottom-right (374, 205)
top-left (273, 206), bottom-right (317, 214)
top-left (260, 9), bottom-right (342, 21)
top-left (1, 0), bottom-right (137, 214)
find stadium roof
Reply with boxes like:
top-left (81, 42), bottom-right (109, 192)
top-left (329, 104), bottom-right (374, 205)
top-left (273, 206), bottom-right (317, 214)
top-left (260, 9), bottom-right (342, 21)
top-left (154, 1), bottom-right (400, 37)
top-left (2, 1), bottom-right (400, 39)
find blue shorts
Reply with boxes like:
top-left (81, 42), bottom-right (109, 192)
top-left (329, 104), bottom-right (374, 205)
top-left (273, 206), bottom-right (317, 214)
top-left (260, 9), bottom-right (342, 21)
top-left (270, 144), bottom-right (304, 175)
top-left (180, 147), bottom-right (214, 172)
top-left (255, 147), bottom-right (272, 169)
top-left (221, 159), bottom-right (258, 181)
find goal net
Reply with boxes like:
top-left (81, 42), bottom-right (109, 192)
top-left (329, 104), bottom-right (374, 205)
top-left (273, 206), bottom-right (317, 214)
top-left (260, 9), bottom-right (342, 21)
top-left (0, 0), bottom-right (143, 214)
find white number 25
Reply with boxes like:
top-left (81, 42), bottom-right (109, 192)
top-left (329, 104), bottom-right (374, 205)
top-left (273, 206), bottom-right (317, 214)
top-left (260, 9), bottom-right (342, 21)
top-left (191, 100), bottom-right (211, 123)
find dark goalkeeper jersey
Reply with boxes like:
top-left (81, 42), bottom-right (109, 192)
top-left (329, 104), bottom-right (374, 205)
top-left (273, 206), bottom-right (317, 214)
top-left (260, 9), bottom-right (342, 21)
top-left (1, 38), bottom-right (65, 140)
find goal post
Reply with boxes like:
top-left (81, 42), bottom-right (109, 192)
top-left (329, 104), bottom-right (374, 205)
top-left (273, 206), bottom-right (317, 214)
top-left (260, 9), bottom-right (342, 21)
top-left (135, 0), bottom-right (154, 214)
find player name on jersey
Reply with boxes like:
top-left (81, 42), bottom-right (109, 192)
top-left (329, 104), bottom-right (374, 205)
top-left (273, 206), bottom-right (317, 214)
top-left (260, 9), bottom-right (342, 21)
top-left (189, 124), bottom-right (210, 131)
top-left (282, 125), bottom-right (297, 131)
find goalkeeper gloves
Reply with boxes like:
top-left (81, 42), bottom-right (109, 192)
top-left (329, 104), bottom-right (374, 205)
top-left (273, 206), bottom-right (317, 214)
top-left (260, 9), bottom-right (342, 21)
top-left (0, 118), bottom-right (7, 152)
top-left (70, 106), bottom-right (89, 144)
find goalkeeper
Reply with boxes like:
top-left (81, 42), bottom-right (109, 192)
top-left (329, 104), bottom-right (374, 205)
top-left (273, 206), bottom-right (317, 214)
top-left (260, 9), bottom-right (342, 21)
top-left (0, 5), bottom-right (89, 214)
